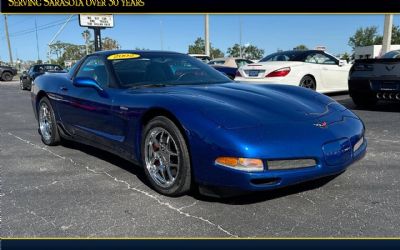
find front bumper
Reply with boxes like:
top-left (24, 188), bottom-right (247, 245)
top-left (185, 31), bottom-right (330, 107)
top-left (192, 111), bottom-right (367, 194)
top-left (197, 138), bottom-right (366, 195)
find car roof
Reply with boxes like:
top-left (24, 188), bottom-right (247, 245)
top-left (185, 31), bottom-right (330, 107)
top-left (93, 50), bottom-right (183, 57)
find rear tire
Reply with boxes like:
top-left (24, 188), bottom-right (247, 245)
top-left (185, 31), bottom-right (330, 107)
top-left (38, 97), bottom-right (60, 146)
top-left (299, 75), bottom-right (316, 90)
top-left (2, 72), bottom-right (13, 81)
top-left (351, 93), bottom-right (377, 107)
top-left (141, 116), bottom-right (191, 196)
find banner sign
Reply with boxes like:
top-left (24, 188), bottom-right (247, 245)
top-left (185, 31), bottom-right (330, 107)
top-left (2, 0), bottom-right (400, 13)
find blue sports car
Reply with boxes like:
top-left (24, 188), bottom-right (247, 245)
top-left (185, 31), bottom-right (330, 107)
top-left (31, 50), bottom-right (367, 197)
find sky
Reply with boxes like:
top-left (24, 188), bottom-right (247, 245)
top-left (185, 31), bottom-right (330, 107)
top-left (0, 14), bottom-right (399, 62)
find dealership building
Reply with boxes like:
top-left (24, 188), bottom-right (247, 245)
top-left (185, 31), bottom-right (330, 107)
top-left (354, 45), bottom-right (400, 59)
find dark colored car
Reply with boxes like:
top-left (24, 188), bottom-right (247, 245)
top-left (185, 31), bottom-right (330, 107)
top-left (208, 57), bottom-right (254, 79)
top-left (0, 65), bottom-right (18, 81)
top-left (211, 65), bottom-right (238, 80)
top-left (20, 64), bottom-right (65, 90)
top-left (349, 50), bottom-right (400, 106)
top-left (31, 50), bottom-right (366, 197)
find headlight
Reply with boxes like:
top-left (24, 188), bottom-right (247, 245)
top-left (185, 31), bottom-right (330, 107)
top-left (215, 157), bottom-right (264, 172)
top-left (353, 136), bottom-right (364, 152)
top-left (267, 159), bottom-right (316, 170)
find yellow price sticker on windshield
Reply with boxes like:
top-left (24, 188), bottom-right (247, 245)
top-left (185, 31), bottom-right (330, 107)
top-left (107, 53), bottom-right (141, 60)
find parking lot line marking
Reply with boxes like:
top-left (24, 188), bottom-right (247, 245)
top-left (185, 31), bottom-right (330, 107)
top-left (6, 132), bottom-right (238, 238)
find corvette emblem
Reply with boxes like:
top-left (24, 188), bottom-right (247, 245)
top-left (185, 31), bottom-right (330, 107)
top-left (385, 65), bottom-right (395, 71)
top-left (313, 121), bottom-right (327, 128)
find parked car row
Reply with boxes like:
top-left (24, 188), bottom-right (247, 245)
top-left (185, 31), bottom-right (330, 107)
top-left (190, 50), bottom-right (350, 93)
top-left (190, 49), bottom-right (400, 107)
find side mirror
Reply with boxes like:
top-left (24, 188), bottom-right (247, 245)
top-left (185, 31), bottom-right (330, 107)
top-left (338, 60), bottom-right (346, 67)
top-left (73, 77), bottom-right (104, 93)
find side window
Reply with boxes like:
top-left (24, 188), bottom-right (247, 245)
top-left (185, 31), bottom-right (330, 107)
top-left (76, 57), bottom-right (109, 88)
top-left (304, 53), bottom-right (319, 63)
top-left (305, 53), bottom-right (337, 65)
top-left (320, 53), bottom-right (338, 65)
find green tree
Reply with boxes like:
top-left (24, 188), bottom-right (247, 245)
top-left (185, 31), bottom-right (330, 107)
top-left (227, 43), bottom-right (264, 60)
top-left (102, 37), bottom-right (121, 51)
top-left (348, 26), bottom-right (382, 50)
top-left (340, 52), bottom-right (351, 62)
top-left (294, 44), bottom-right (308, 50)
top-left (49, 37), bottom-right (120, 66)
top-left (390, 25), bottom-right (400, 44)
top-left (188, 37), bottom-right (224, 58)
top-left (49, 41), bottom-right (86, 66)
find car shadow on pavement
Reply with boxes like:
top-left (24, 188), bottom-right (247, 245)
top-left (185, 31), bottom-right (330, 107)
top-left (60, 139), bottom-right (151, 188)
top-left (59, 139), bottom-right (344, 204)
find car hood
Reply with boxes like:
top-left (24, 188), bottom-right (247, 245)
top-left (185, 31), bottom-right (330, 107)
top-left (136, 82), bottom-right (348, 129)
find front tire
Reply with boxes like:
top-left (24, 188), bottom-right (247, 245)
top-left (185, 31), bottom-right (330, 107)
top-left (38, 97), bottom-right (60, 146)
top-left (141, 116), bottom-right (191, 196)
top-left (299, 75), bottom-right (316, 90)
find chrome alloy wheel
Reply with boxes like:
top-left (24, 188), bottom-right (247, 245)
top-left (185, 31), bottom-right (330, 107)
top-left (144, 127), bottom-right (180, 188)
top-left (39, 102), bottom-right (52, 142)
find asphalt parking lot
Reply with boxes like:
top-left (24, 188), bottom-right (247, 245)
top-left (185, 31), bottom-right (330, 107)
top-left (1, 80), bottom-right (399, 238)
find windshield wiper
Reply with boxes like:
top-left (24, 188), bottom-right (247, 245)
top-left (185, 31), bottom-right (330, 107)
top-left (129, 83), bottom-right (169, 89)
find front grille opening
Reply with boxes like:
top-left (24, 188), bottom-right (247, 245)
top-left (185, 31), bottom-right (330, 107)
top-left (250, 178), bottom-right (281, 186)
top-left (267, 159), bottom-right (316, 170)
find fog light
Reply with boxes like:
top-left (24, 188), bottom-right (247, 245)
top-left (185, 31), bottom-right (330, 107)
top-left (215, 157), bottom-right (264, 172)
top-left (353, 136), bottom-right (364, 152)
top-left (267, 159), bottom-right (316, 170)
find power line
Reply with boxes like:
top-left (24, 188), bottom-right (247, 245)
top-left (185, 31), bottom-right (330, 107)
top-left (1, 16), bottom-right (77, 39)
top-left (10, 16), bottom-right (75, 35)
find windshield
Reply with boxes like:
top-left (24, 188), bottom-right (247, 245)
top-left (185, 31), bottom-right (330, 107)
top-left (110, 53), bottom-right (231, 88)
top-left (382, 50), bottom-right (400, 59)
top-left (260, 51), bottom-right (303, 62)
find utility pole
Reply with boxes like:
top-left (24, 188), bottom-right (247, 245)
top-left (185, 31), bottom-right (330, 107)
top-left (4, 15), bottom-right (13, 65)
top-left (160, 20), bottom-right (164, 50)
top-left (83, 31), bottom-right (89, 55)
top-left (35, 18), bottom-right (40, 62)
top-left (205, 14), bottom-right (210, 57)
top-left (382, 14), bottom-right (393, 55)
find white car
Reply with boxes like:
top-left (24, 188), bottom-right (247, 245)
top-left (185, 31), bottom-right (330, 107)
top-left (235, 50), bottom-right (351, 93)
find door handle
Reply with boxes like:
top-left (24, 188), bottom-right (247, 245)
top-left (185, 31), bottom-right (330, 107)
top-left (60, 86), bottom-right (68, 92)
